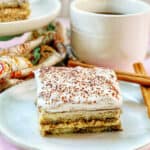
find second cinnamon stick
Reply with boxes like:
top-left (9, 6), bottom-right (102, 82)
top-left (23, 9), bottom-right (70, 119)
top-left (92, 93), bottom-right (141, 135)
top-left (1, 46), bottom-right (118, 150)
top-left (133, 62), bottom-right (150, 118)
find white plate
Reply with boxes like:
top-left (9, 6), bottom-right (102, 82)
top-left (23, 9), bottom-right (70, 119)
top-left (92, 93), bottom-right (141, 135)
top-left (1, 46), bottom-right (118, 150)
top-left (0, 0), bottom-right (61, 36)
top-left (0, 80), bottom-right (150, 150)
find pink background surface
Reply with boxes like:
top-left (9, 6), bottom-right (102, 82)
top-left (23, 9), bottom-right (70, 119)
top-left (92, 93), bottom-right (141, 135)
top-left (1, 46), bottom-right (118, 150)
top-left (0, 19), bottom-right (150, 150)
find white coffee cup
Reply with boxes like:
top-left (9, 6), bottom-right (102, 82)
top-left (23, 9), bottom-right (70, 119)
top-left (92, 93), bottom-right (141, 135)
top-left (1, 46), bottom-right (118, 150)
top-left (70, 0), bottom-right (150, 71)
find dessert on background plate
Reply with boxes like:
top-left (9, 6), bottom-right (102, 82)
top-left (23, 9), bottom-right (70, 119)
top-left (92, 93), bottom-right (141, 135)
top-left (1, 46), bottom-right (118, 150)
top-left (0, 0), bottom-right (30, 22)
top-left (0, 0), bottom-right (61, 36)
top-left (34, 66), bottom-right (122, 136)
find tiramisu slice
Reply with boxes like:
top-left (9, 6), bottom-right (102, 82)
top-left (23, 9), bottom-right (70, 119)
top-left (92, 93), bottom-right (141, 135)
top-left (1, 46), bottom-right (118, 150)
top-left (34, 66), bottom-right (122, 136)
top-left (0, 0), bottom-right (30, 22)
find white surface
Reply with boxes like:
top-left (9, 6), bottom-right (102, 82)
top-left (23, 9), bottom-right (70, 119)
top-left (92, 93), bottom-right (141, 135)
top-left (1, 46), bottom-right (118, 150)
top-left (0, 0), bottom-right (61, 36)
top-left (70, 0), bottom-right (150, 71)
top-left (0, 80), bottom-right (150, 150)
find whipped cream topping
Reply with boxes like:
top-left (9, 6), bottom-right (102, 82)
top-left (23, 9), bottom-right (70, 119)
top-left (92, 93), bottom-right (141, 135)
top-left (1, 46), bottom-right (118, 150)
top-left (0, 0), bottom-right (28, 6)
top-left (35, 66), bottom-right (122, 113)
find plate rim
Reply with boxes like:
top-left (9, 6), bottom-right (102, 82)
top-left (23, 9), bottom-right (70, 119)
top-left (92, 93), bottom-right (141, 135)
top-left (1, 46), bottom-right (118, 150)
top-left (0, 79), bottom-right (149, 150)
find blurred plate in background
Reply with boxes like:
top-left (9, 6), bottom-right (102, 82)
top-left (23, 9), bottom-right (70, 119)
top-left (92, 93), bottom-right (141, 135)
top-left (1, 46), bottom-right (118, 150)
top-left (0, 0), bottom-right (61, 36)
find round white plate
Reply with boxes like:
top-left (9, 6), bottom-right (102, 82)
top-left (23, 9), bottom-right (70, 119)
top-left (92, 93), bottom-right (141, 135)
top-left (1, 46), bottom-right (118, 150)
top-left (0, 0), bottom-right (61, 36)
top-left (0, 80), bottom-right (150, 150)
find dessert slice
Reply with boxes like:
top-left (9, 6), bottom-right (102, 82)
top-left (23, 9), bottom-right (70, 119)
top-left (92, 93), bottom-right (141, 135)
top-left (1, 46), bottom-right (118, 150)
top-left (34, 66), bottom-right (122, 136)
top-left (0, 0), bottom-right (30, 22)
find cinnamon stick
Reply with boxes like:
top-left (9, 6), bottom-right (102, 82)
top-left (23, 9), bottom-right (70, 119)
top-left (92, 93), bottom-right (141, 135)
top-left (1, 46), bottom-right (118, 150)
top-left (133, 62), bottom-right (150, 118)
top-left (68, 60), bottom-right (150, 86)
top-left (116, 71), bottom-right (150, 86)
top-left (68, 60), bottom-right (94, 68)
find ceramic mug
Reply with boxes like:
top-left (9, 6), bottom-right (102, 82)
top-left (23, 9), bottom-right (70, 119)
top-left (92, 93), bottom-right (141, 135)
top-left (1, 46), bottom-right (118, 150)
top-left (70, 0), bottom-right (150, 71)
